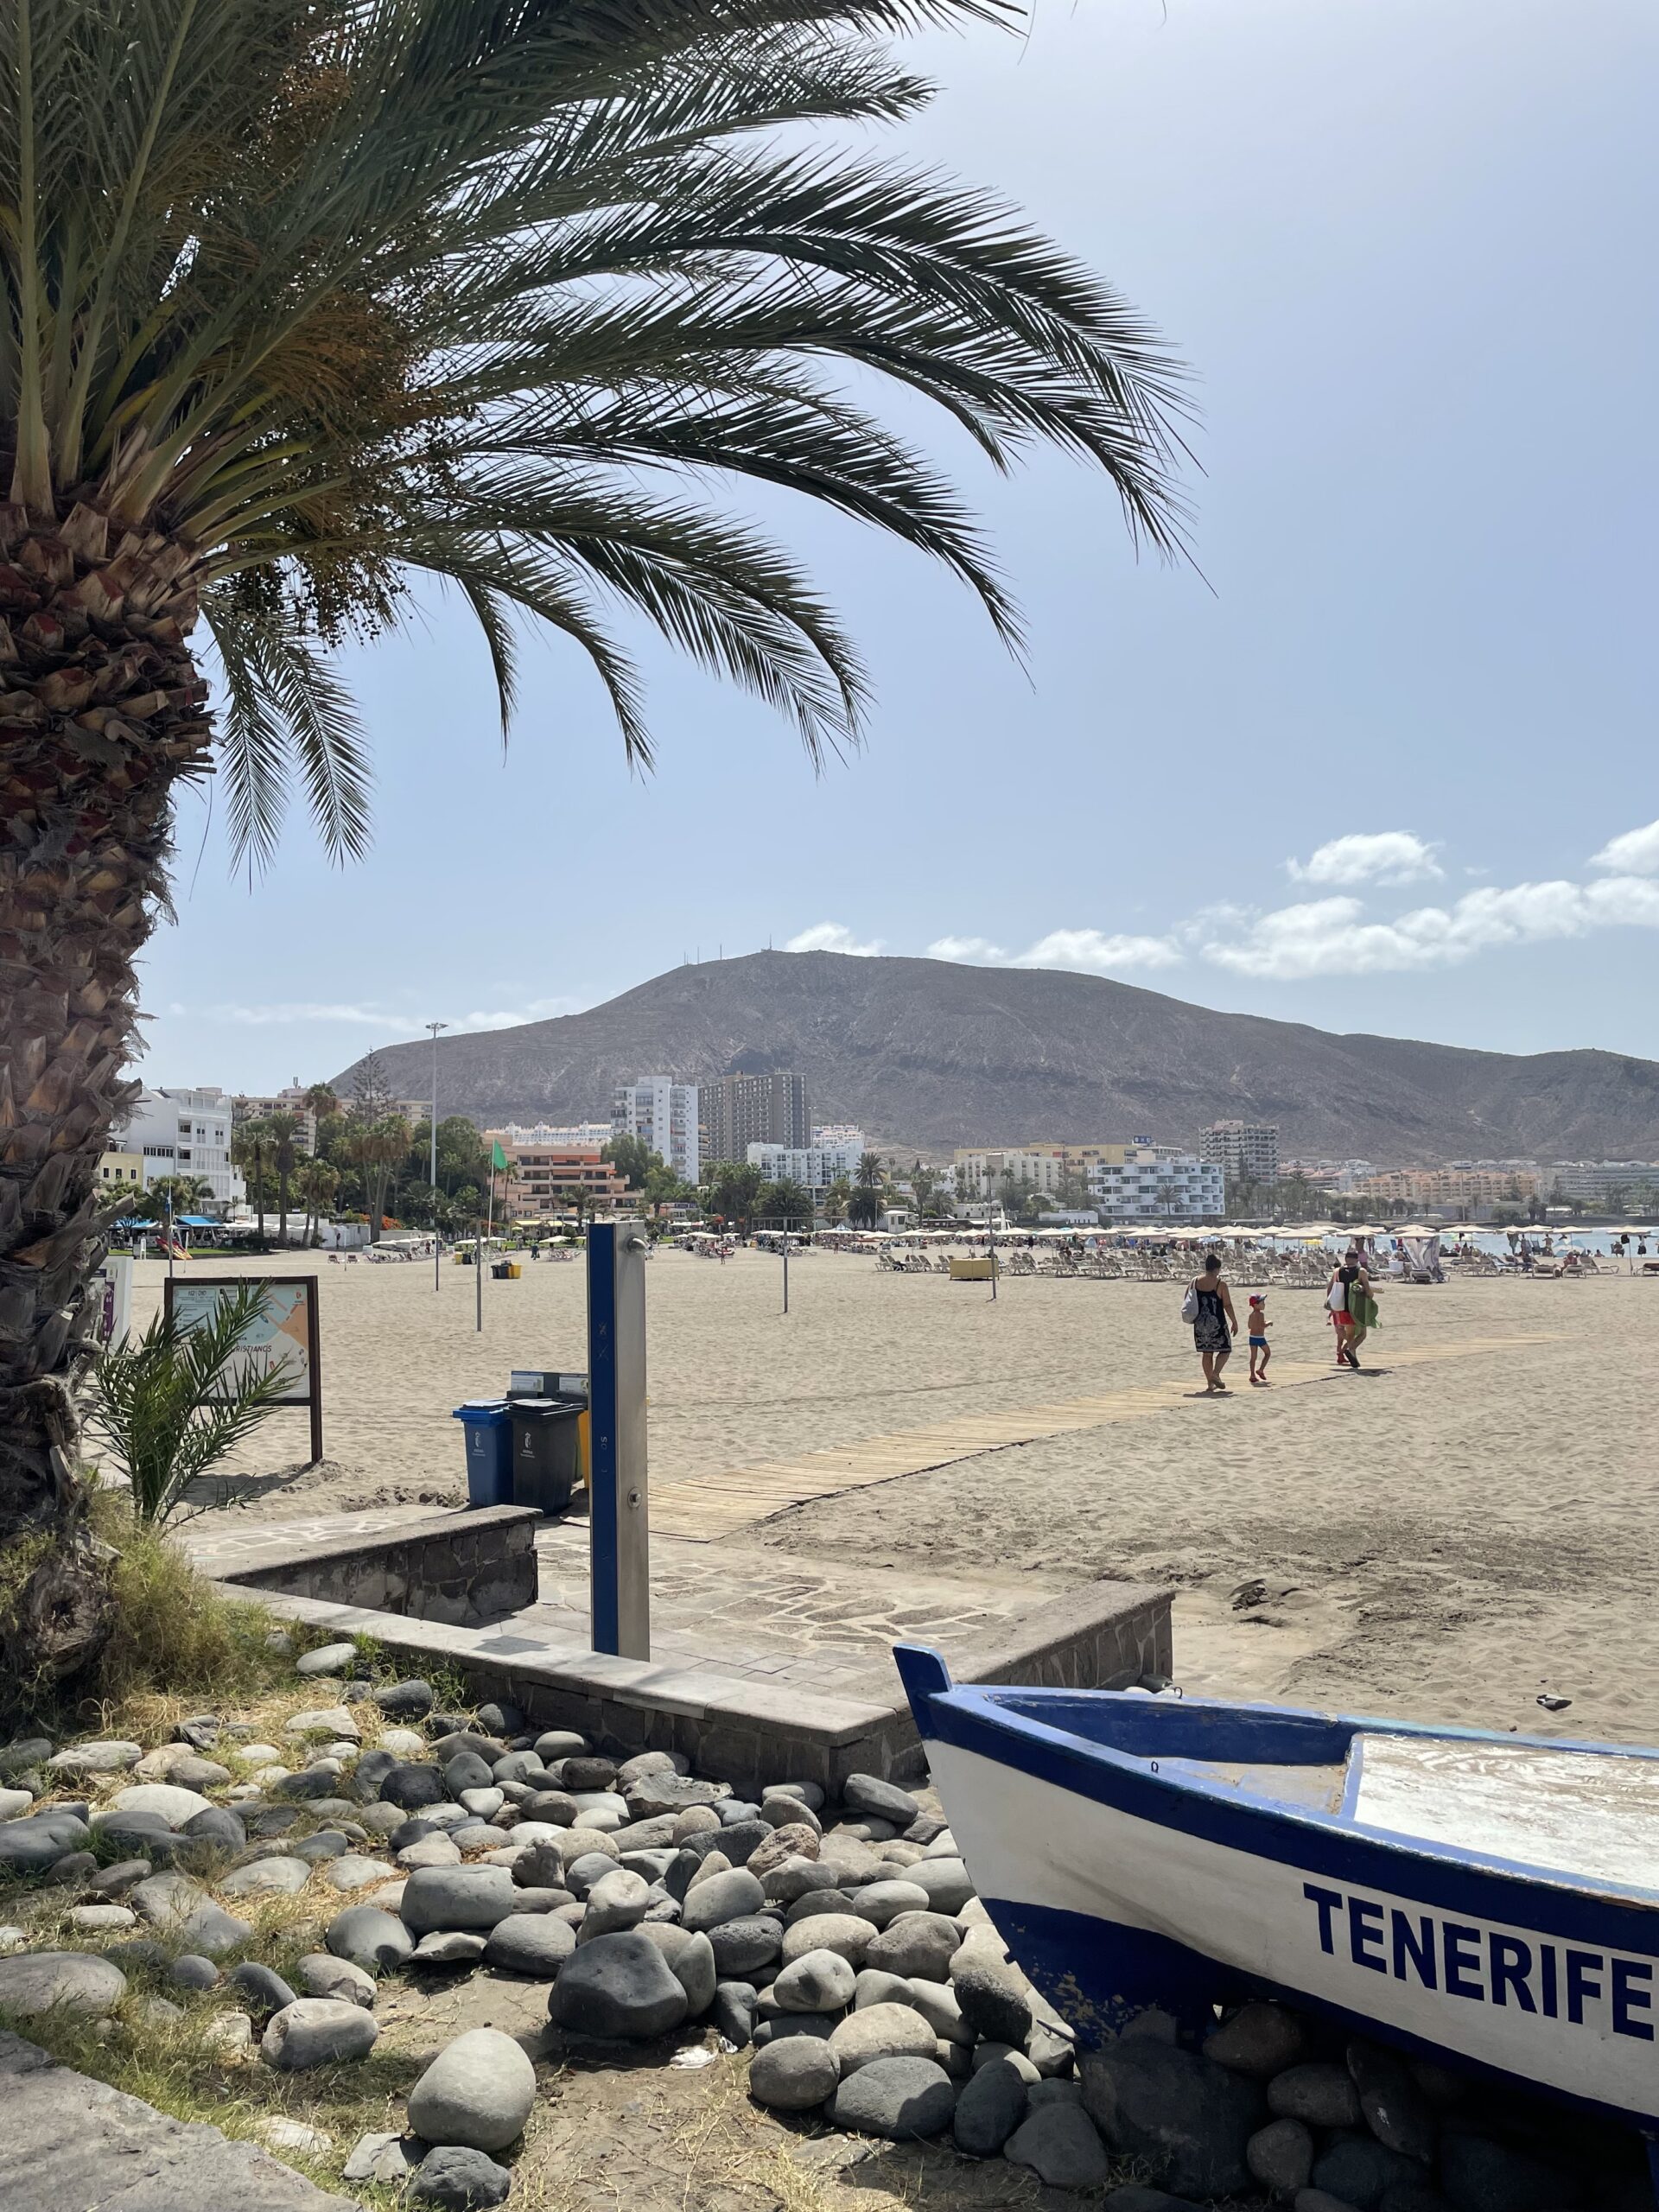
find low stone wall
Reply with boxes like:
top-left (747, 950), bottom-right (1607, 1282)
top-left (213, 1572), bottom-right (1172, 1795)
top-left (217, 1506), bottom-right (538, 1628)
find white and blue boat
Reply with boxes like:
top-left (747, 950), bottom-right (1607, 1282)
top-left (895, 1643), bottom-right (1659, 2156)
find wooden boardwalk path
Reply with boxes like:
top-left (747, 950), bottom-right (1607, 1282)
top-left (650, 1332), bottom-right (1557, 1541)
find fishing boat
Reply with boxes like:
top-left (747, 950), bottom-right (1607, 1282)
top-left (894, 1643), bottom-right (1659, 2152)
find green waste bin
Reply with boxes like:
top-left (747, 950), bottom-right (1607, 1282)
top-left (510, 1395), bottom-right (582, 1515)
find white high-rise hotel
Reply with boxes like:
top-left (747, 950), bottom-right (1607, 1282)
top-left (612, 1077), bottom-right (700, 1184)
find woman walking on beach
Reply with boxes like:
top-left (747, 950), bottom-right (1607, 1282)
top-left (1327, 1249), bottom-right (1370, 1369)
top-left (1186, 1251), bottom-right (1237, 1393)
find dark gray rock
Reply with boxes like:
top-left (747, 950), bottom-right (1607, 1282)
top-left (1270, 2062), bottom-right (1363, 2129)
top-left (485, 1913), bottom-right (577, 1975)
top-left (1080, 2037), bottom-right (1263, 2199)
top-left (402, 1866), bottom-right (520, 1934)
top-left (750, 2034), bottom-right (841, 2109)
top-left (444, 1752), bottom-right (495, 1796)
top-left (292, 1829), bottom-right (352, 1863)
top-left (425, 1713), bottom-right (471, 1739)
top-left (1103, 2190), bottom-right (1204, 2211)
top-left (1249, 2116), bottom-right (1316, 2192)
top-left (390, 1815), bottom-right (439, 1853)
top-left (709, 1916), bottom-right (783, 1978)
top-left (1347, 2041), bottom-right (1438, 2163)
top-left (718, 1820), bottom-right (772, 1866)
top-left (785, 1887), bottom-right (857, 1925)
top-left (952, 2054), bottom-right (1028, 2155)
top-left (830, 2053), bottom-right (956, 2140)
top-left (168, 1953), bottom-right (223, 1992)
top-left (862, 1910), bottom-right (959, 1980)
top-left (374, 1680), bottom-right (435, 1718)
top-left (950, 1951), bottom-right (1032, 2046)
top-left (85, 1858), bottom-right (152, 1899)
top-left (1311, 2131), bottom-right (1431, 2209)
top-left (1205, 2000), bottom-right (1313, 2079)
top-left (520, 1790), bottom-right (578, 1827)
top-left (713, 1980), bottom-right (758, 2045)
top-left (1005, 2101), bottom-right (1111, 2188)
top-left (410, 2144), bottom-right (512, 2208)
top-left (474, 1702), bottom-right (523, 1738)
top-left (533, 1730), bottom-right (588, 1764)
top-left (1436, 2130), bottom-right (1575, 2212)
top-left (355, 1749), bottom-right (400, 1800)
top-left (327, 1903), bottom-right (415, 1973)
top-left (230, 1961), bottom-right (298, 2014)
top-left (561, 1756), bottom-right (618, 1793)
top-left (550, 1929), bottom-right (690, 2039)
top-left (274, 1766), bottom-right (341, 1802)
top-left (1377, 2187), bottom-right (1455, 2212)
top-left (300, 1953), bottom-right (378, 2005)
top-left (383, 1762), bottom-right (448, 1811)
top-left (637, 1923), bottom-right (716, 2015)
top-left (1296, 2191), bottom-right (1368, 2212)
top-left (0, 1815), bottom-right (92, 1872)
top-left (0, 1737), bottom-right (53, 1777)
top-left (490, 1752), bottom-right (548, 1787)
top-left (842, 1774), bottom-right (920, 1825)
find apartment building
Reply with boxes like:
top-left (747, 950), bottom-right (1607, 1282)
top-left (97, 1152), bottom-right (143, 1198)
top-left (502, 1122), bottom-right (613, 1147)
top-left (746, 1137), bottom-right (865, 1194)
top-left (613, 1077), bottom-right (701, 1183)
top-left (232, 1090), bottom-right (319, 1154)
top-left (1355, 1167), bottom-right (1541, 1211)
top-left (1537, 1160), bottom-right (1659, 1203)
top-left (484, 1135), bottom-right (630, 1222)
top-left (113, 1087), bottom-right (238, 1205)
top-left (705, 1071), bottom-right (810, 1164)
top-left (1199, 1121), bottom-right (1281, 1185)
top-left (1088, 1148), bottom-right (1224, 1220)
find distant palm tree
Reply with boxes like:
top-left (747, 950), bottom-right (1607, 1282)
top-left (231, 1122), bottom-right (271, 1246)
top-left (0, 0), bottom-right (1187, 1690)
top-left (264, 1112), bottom-right (304, 1247)
top-left (295, 1157), bottom-right (340, 1247)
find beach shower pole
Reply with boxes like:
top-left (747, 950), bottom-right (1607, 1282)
top-left (475, 1211), bottom-right (483, 1332)
top-left (782, 1219), bottom-right (789, 1314)
top-left (588, 1217), bottom-right (651, 1658)
top-left (988, 1182), bottom-right (997, 1300)
top-left (426, 1021), bottom-right (447, 1287)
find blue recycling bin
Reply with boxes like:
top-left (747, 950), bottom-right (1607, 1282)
top-left (451, 1398), bottom-right (513, 1508)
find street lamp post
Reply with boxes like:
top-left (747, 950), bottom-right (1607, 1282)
top-left (426, 1021), bottom-right (447, 1289)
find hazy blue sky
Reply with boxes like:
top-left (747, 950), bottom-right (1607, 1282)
top-left (139, 0), bottom-right (1659, 1096)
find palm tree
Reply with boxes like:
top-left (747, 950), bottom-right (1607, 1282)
top-left (264, 1110), bottom-right (303, 1247)
top-left (231, 1122), bottom-right (271, 1246)
top-left (0, 0), bottom-right (1186, 1687)
top-left (295, 1156), bottom-right (340, 1247)
top-left (350, 1116), bottom-right (410, 1243)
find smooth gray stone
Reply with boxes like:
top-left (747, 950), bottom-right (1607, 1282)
top-left (954, 2055), bottom-right (1029, 2155)
top-left (1205, 2000), bottom-right (1313, 2079)
top-left (489, 1751), bottom-right (545, 1786)
top-left (483, 1913), bottom-right (576, 1975)
top-left (681, 1867), bottom-right (765, 1933)
top-left (0, 1815), bottom-right (91, 1872)
top-left (181, 1806), bottom-right (248, 1857)
top-left (0, 1952), bottom-right (127, 2018)
top-left (169, 1954), bottom-right (223, 1992)
top-left (128, 1873), bottom-right (252, 1958)
top-left (842, 1774), bottom-right (920, 1825)
top-left (831, 2054), bottom-right (956, 2140)
top-left (292, 1828), bottom-right (352, 1862)
top-left (45, 1741), bottom-right (142, 1776)
top-left (344, 2128), bottom-right (427, 2183)
top-left (549, 1929), bottom-right (690, 2039)
top-left (410, 2143), bottom-right (512, 2208)
top-left (86, 1858), bottom-right (153, 1899)
top-left (560, 1756), bottom-right (618, 1793)
top-left (474, 1702), bottom-right (522, 1738)
top-left (408, 2027), bottom-right (535, 2152)
top-left (0, 1738), bottom-right (53, 1778)
top-left (1312, 2132), bottom-right (1433, 2207)
top-left (1081, 2040), bottom-right (1263, 2201)
top-left (637, 1923), bottom-right (716, 2015)
top-left (623, 1772), bottom-right (728, 1821)
top-left (1435, 2130), bottom-right (1571, 2212)
top-left (411, 1930), bottom-right (488, 1967)
top-left (857, 1911), bottom-right (955, 1980)
top-left (375, 1681), bottom-right (435, 1718)
top-left (1248, 2116), bottom-right (1315, 2194)
top-left (400, 1866), bottom-right (519, 1935)
top-left (906, 1976), bottom-right (972, 2044)
top-left (855, 1967), bottom-right (914, 2009)
top-left (907, 1858), bottom-right (975, 1914)
top-left (225, 1961), bottom-right (296, 2014)
top-left (299, 1952), bottom-right (378, 2005)
top-left (326, 1903), bottom-right (414, 1973)
top-left (708, 1916), bottom-right (782, 1978)
top-left (772, 1948), bottom-right (856, 2013)
top-left (750, 2034), bottom-right (839, 2110)
top-left (1006, 2101), bottom-right (1111, 2188)
top-left (829, 2001), bottom-right (937, 2074)
top-left (713, 1980), bottom-right (758, 2046)
top-left (295, 1641), bottom-right (357, 1676)
top-left (220, 1855), bottom-right (312, 1897)
top-left (563, 1851), bottom-right (620, 1898)
top-left (533, 1731), bottom-right (588, 1764)
top-left (1347, 2038), bottom-right (1438, 2162)
top-left (851, 1879), bottom-right (929, 1929)
top-left (444, 1752), bottom-right (495, 1796)
top-left (950, 1950), bottom-right (1033, 2046)
top-left (1269, 2061), bottom-right (1363, 2129)
top-left (261, 1997), bottom-right (379, 2069)
top-left (785, 1887), bottom-right (857, 1926)
top-left (753, 2012), bottom-right (838, 2046)
top-left (579, 1866), bottom-right (652, 1939)
top-left (763, 1857), bottom-right (842, 1906)
top-left (46, 1849), bottom-right (98, 1885)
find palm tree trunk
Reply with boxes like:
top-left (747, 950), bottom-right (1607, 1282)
top-left (278, 1168), bottom-right (289, 1247)
top-left (0, 501), bottom-right (210, 1694)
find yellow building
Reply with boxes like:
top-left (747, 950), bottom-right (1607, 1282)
top-left (98, 1151), bottom-right (143, 1194)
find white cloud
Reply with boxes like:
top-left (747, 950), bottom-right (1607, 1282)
top-left (925, 935), bottom-right (1009, 963)
top-left (1016, 928), bottom-right (1185, 974)
top-left (454, 996), bottom-right (582, 1030)
top-left (1590, 817), bottom-right (1659, 877)
top-left (1203, 876), bottom-right (1659, 980)
top-left (194, 1001), bottom-right (416, 1030)
top-left (1286, 831), bottom-right (1442, 888)
top-left (784, 922), bottom-right (884, 956)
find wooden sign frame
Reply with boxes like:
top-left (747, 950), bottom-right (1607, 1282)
top-left (164, 1274), bottom-right (323, 1465)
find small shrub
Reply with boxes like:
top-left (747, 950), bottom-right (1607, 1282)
top-left (77, 1497), bottom-right (284, 1713)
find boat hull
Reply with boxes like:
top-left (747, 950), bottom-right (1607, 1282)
top-left (905, 1662), bottom-right (1659, 2133)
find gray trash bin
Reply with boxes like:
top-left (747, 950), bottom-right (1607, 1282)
top-left (509, 1395), bottom-right (582, 1515)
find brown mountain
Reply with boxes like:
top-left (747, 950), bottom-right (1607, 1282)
top-left (331, 950), bottom-right (1659, 1162)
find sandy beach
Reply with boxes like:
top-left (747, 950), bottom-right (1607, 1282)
top-left (130, 1247), bottom-right (1659, 1745)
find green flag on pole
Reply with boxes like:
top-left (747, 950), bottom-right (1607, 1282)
top-left (491, 1141), bottom-right (509, 1171)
